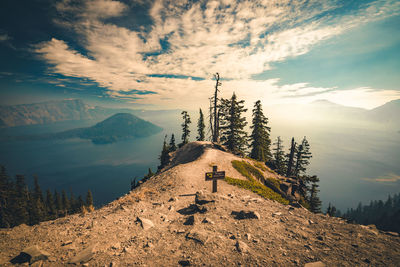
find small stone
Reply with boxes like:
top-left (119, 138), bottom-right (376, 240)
top-left (62, 240), bottom-right (73, 246)
top-left (351, 244), bottom-right (359, 248)
top-left (304, 244), bottom-right (313, 250)
top-left (308, 219), bottom-right (316, 225)
top-left (385, 231), bottom-right (399, 237)
top-left (184, 215), bottom-right (195, 225)
top-left (244, 233), bottom-right (251, 240)
top-left (316, 236), bottom-right (324, 241)
top-left (178, 260), bottom-right (191, 266)
top-left (304, 261), bottom-right (326, 267)
top-left (272, 212), bottom-right (282, 217)
top-left (168, 205), bottom-right (175, 211)
top-left (202, 217), bottom-right (215, 224)
top-left (235, 241), bottom-right (249, 253)
top-left (136, 217), bottom-right (154, 230)
top-left (110, 261), bottom-right (118, 267)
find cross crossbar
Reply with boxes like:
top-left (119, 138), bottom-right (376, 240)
top-left (205, 166), bottom-right (225, 193)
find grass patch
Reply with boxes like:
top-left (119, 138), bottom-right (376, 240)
top-left (231, 160), bottom-right (264, 182)
top-left (253, 161), bottom-right (267, 172)
top-left (225, 176), bottom-right (289, 205)
top-left (266, 177), bottom-right (281, 189)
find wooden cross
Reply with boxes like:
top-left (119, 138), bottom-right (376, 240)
top-left (205, 166), bottom-right (225, 193)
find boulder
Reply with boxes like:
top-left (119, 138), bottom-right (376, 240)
top-left (10, 246), bottom-right (50, 264)
top-left (231, 210), bottom-right (260, 220)
top-left (137, 217), bottom-right (154, 230)
top-left (195, 191), bottom-right (216, 205)
top-left (69, 244), bottom-right (97, 264)
top-left (186, 230), bottom-right (209, 245)
top-left (235, 241), bottom-right (249, 253)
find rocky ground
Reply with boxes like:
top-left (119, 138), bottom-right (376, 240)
top-left (1, 142), bottom-right (399, 266)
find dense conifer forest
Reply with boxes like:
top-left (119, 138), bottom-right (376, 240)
top-left (0, 166), bottom-right (94, 228)
top-left (340, 193), bottom-right (400, 233)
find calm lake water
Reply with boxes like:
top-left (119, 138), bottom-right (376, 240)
top-left (0, 119), bottom-right (399, 211)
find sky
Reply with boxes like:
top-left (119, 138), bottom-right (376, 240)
top-left (0, 0), bottom-right (400, 110)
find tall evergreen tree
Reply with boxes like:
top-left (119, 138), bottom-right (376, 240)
top-left (272, 136), bottom-right (286, 175)
top-left (13, 175), bottom-right (29, 226)
top-left (285, 138), bottom-right (297, 177)
top-left (326, 203), bottom-right (337, 217)
top-left (0, 166), bottom-right (12, 228)
top-left (219, 93), bottom-right (248, 154)
top-left (77, 195), bottom-right (85, 212)
top-left (30, 176), bottom-right (46, 224)
top-left (197, 108), bottom-right (206, 141)
top-left (158, 134), bottom-right (170, 170)
top-left (249, 100), bottom-right (271, 162)
top-left (69, 192), bottom-right (77, 213)
top-left (293, 137), bottom-right (312, 178)
top-left (61, 190), bottom-right (69, 215)
top-left (169, 134), bottom-right (177, 152)
top-left (309, 180), bottom-right (322, 213)
top-left (86, 190), bottom-right (94, 209)
top-left (54, 190), bottom-right (63, 216)
top-left (180, 111), bottom-right (191, 145)
top-left (45, 189), bottom-right (56, 220)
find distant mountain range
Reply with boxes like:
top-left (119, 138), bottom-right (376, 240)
top-left (10, 113), bottom-right (163, 144)
top-left (0, 99), bottom-right (180, 128)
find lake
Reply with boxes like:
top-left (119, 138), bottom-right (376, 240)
top-left (1, 119), bottom-right (399, 211)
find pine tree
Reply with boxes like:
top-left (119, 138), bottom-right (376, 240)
top-left (272, 136), bottom-right (286, 175)
top-left (69, 192), bottom-right (77, 213)
top-left (158, 134), bottom-right (170, 171)
top-left (285, 138), bottom-right (297, 177)
top-left (180, 111), bottom-right (191, 146)
top-left (77, 195), bottom-right (85, 213)
top-left (293, 137), bottom-right (312, 179)
top-left (61, 190), bottom-right (69, 215)
top-left (169, 134), bottom-right (177, 152)
top-left (0, 166), bottom-right (12, 228)
top-left (308, 176), bottom-right (322, 213)
top-left (86, 190), bottom-right (94, 211)
top-left (45, 189), bottom-right (56, 220)
top-left (326, 203), bottom-right (337, 217)
top-left (249, 100), bottom-right (271, 162)
top-left (13, 175), bottom-right (29, 226)
top-left (197, 108), bottom-right (206, 141)
top-left (30, 176), bottom-right (46, 224)
top-left (54, 190), bottom-right (63, 216)
top-left (219, 93), bottom-right (248, 154)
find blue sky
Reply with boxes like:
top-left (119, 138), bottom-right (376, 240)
top-left (0, 0), bottom-right (399, 109)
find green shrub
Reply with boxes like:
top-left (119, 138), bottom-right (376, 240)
top-left (224, 176), bottom-right (289, 205)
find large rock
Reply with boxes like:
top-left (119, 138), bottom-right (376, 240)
top-left (235, 241), bottom-right (249, 253)
top-left (137, 217), bottom-right (155, 230)
top-left (231, 210), bottom-right (260, 220)
top-left (195, 191), bottom-right (216, 205)
top-left (10, 246), bottom-right (50, 264)
top-left (69, 244), bottom-right (97, 264)
top-left (186, 230), bottom-right (209, 245)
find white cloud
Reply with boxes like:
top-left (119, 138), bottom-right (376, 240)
top-left (0, 34), bottom-right (9, 42)
top-left (363, 173), bottom-right (400, 183)
top-left (35, 0), bottom-right (400, 108)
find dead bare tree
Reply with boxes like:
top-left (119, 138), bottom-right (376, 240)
top-left (212, 73), bottom-right (222, 143)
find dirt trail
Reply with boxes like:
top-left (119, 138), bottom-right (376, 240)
top-left (0, 142), bottom-right (399, 266)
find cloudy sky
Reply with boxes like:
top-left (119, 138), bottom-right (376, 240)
top-left (0, 0), bottom-right (399, 109)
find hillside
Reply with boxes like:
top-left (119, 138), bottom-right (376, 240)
top-left (0, 142), bottom-right (399, 266)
